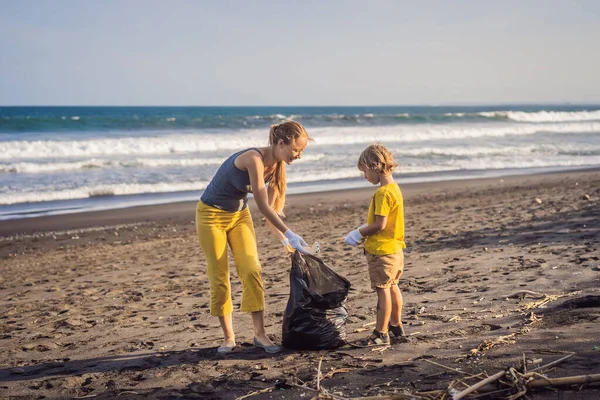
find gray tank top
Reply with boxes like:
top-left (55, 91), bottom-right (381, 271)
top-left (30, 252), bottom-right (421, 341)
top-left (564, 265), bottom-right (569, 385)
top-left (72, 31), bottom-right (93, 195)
top-left (201, 148), bottom-right (271, 212)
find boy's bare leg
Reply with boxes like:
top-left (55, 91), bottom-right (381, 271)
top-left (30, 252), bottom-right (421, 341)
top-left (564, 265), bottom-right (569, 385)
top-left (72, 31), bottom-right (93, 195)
top-left (375, 287), bottom-right (392, 333)
top-left (251, 310), bottom-right (276, 346)
top-left (218, 314), bottom-right (236, 347)
top-left (390, 284), bottom-right (404, 327)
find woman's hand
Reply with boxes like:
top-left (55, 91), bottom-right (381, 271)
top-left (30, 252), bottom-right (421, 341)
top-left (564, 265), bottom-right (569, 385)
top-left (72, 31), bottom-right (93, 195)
top-left (284, 229), bottom-right (309, 253)
top-left (281, 238), bottom-right (294, 253)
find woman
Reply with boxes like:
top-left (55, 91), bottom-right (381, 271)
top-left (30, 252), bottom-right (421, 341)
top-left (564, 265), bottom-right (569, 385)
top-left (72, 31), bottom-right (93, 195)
top-left (196, 121), bottom-right (311, 354)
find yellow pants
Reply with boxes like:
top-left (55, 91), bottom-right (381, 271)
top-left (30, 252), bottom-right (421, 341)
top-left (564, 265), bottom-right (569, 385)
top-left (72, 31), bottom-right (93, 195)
top-left (195, 200), bottom-right (265, 317)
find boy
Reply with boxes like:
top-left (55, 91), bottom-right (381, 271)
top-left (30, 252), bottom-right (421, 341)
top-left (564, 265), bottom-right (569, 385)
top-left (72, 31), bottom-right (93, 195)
top-left (344, 143), bottom-right (406, 347)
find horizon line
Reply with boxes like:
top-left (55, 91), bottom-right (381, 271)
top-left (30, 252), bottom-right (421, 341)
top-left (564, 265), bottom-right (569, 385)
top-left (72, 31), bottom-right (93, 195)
top-left (1, 102), bottom-right (600, 108)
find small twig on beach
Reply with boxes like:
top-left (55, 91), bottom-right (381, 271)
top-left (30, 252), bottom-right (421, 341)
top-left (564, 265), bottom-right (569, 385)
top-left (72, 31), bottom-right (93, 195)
top-left (521, 371), bottom-right (551, 381)
top-left (523, 291), bottom-right (581, 310)
top-left (472, 389), bottom-right (516, 399)
top-left (235, 386), bottom-right (274, 400)
top-left (530, 348), bottom-right (575, 355)
top-left (422, 359), bottom-right (470, 376)
top-left (317, 356), bottom-right (323, 392)
top-left (290, 382), bottom-right (349, 400)
top-left (319, 368), bottom-right (352, 380)
top-left (441, 307), bottom-right (467, 312)
top-left (529, 352), bottom-right (575, 373)
top-left (451, 370), bottom-right (506, 400)
top-left (452, 376), bottom-right (475, 389)
top-left (354, 321), bottom-right (377, 333)
top-left (525, 311), bottom-right (543, 324)
top-left (469, 333), bottom-right (517, 355)
top-left (117, 392), bottom-right (139, 397)
top-left (346, 390), bottom-right (431, 399)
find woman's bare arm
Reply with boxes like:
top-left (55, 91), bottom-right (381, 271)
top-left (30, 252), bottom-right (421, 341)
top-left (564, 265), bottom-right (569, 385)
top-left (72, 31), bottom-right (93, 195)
top-left (265, 185), bottom-right (286, 241)
top-left (240, 153), bottom-right (289, 234)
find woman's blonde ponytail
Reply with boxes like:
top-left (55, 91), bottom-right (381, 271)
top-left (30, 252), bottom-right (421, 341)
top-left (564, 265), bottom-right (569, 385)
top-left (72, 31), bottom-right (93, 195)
top-left (268, 121), bottom-right (311, 215)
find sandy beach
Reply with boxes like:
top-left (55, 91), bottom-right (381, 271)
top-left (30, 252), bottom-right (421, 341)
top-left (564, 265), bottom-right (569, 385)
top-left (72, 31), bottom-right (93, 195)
top-left (1, 169), bottom-right (599, 399)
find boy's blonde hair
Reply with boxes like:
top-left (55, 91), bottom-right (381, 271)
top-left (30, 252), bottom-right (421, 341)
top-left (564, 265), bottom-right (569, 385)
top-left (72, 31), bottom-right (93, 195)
top-left (357, 143), bottom-right (398, 175)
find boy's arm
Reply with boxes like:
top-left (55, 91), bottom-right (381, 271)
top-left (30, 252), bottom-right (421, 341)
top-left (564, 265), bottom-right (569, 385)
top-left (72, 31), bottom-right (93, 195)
top-left (359, 215), bottom-right (387, 237)
top-left (344, 191), bottom-right (390, 245)
top-left (360, 190), bottom-right (390, 236)
top-left (344, 215), bottom-right (387, 245)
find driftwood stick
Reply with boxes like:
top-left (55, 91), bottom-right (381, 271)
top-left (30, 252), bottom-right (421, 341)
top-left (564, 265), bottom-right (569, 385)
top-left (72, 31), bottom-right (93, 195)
top-left (317, 356), bottom-right (323, 392)
top-left (522, 371), bottom-right (549, 380)
top-left (527, 373), bottom-right (600, 388)
top-left (235, 386), bottom-right (273, 400)
top-left (452, 370), bottom-right (506, 400)
top-left (422, 359), bottom-right (470, 376)
top-left (467, 388), bottom-right (514, 399)
top-left (348, 394), bottom-right (426, 399)
top-left (529, 352), bottom-right (575, 373)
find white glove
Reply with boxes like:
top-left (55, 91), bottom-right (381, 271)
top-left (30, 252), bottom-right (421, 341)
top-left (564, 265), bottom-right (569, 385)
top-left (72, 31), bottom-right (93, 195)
top-left (281, 238), bottom-right (294, 253)
top-left (344, 227), bottom-right (364, 246)
top-left (284, 229), bottom-right (309, 253)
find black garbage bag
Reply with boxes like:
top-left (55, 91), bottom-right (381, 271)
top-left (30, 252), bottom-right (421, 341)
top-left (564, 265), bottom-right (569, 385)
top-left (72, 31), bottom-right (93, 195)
top-left (282, 251), bottom-right (351, 350)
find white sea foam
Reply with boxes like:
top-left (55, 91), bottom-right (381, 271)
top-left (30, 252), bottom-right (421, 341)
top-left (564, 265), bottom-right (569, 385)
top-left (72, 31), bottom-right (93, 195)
top-left (0, 156), bottom-right (227, 174)
top-left (0, 170), bottom-right (362, 205)
top-left (0, 181), bottom-right (209, 205)
top-left (0, 152), bottom-right (331, 174)
top-left (2, 122), bottom-right (598, 161)
top-left (0, 131), bottom-right (266, 160)
top-left (441, 156), bottom-right (600, 171)
top-left (479, 110), bottom-right (600, 122)
top-left (4, 152), bottom-right (598, 206)
top-left (287, 167), bottom-right (361, 183)
top-left (395, 143), bottom-right (594, 158)
top-left (398, 156), bottom-right (600, 174)
top-left (309, 122), bottom-right (600, 146)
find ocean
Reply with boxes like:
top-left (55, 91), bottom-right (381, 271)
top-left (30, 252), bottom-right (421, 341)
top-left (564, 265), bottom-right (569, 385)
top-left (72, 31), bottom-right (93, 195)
top-left (1, 105), bottom-right (599, 220)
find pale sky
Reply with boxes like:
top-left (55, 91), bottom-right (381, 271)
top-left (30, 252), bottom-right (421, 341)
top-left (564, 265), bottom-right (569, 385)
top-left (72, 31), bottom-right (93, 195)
top-left (1, 0), bottom-right (599, 106)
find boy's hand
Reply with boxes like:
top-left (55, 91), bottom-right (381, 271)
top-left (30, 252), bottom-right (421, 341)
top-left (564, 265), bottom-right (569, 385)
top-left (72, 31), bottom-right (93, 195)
top-left (344, 228), bottom-right (363, 246)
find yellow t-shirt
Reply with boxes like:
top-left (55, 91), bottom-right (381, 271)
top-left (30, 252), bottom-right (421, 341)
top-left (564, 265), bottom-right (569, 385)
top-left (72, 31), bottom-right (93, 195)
top-left (364, 183), bottom-right (406, 255)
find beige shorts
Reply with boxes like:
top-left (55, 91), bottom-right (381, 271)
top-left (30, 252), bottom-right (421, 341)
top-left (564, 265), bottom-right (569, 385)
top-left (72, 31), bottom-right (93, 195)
top-left (365, 250), bottom-right (404, 290)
